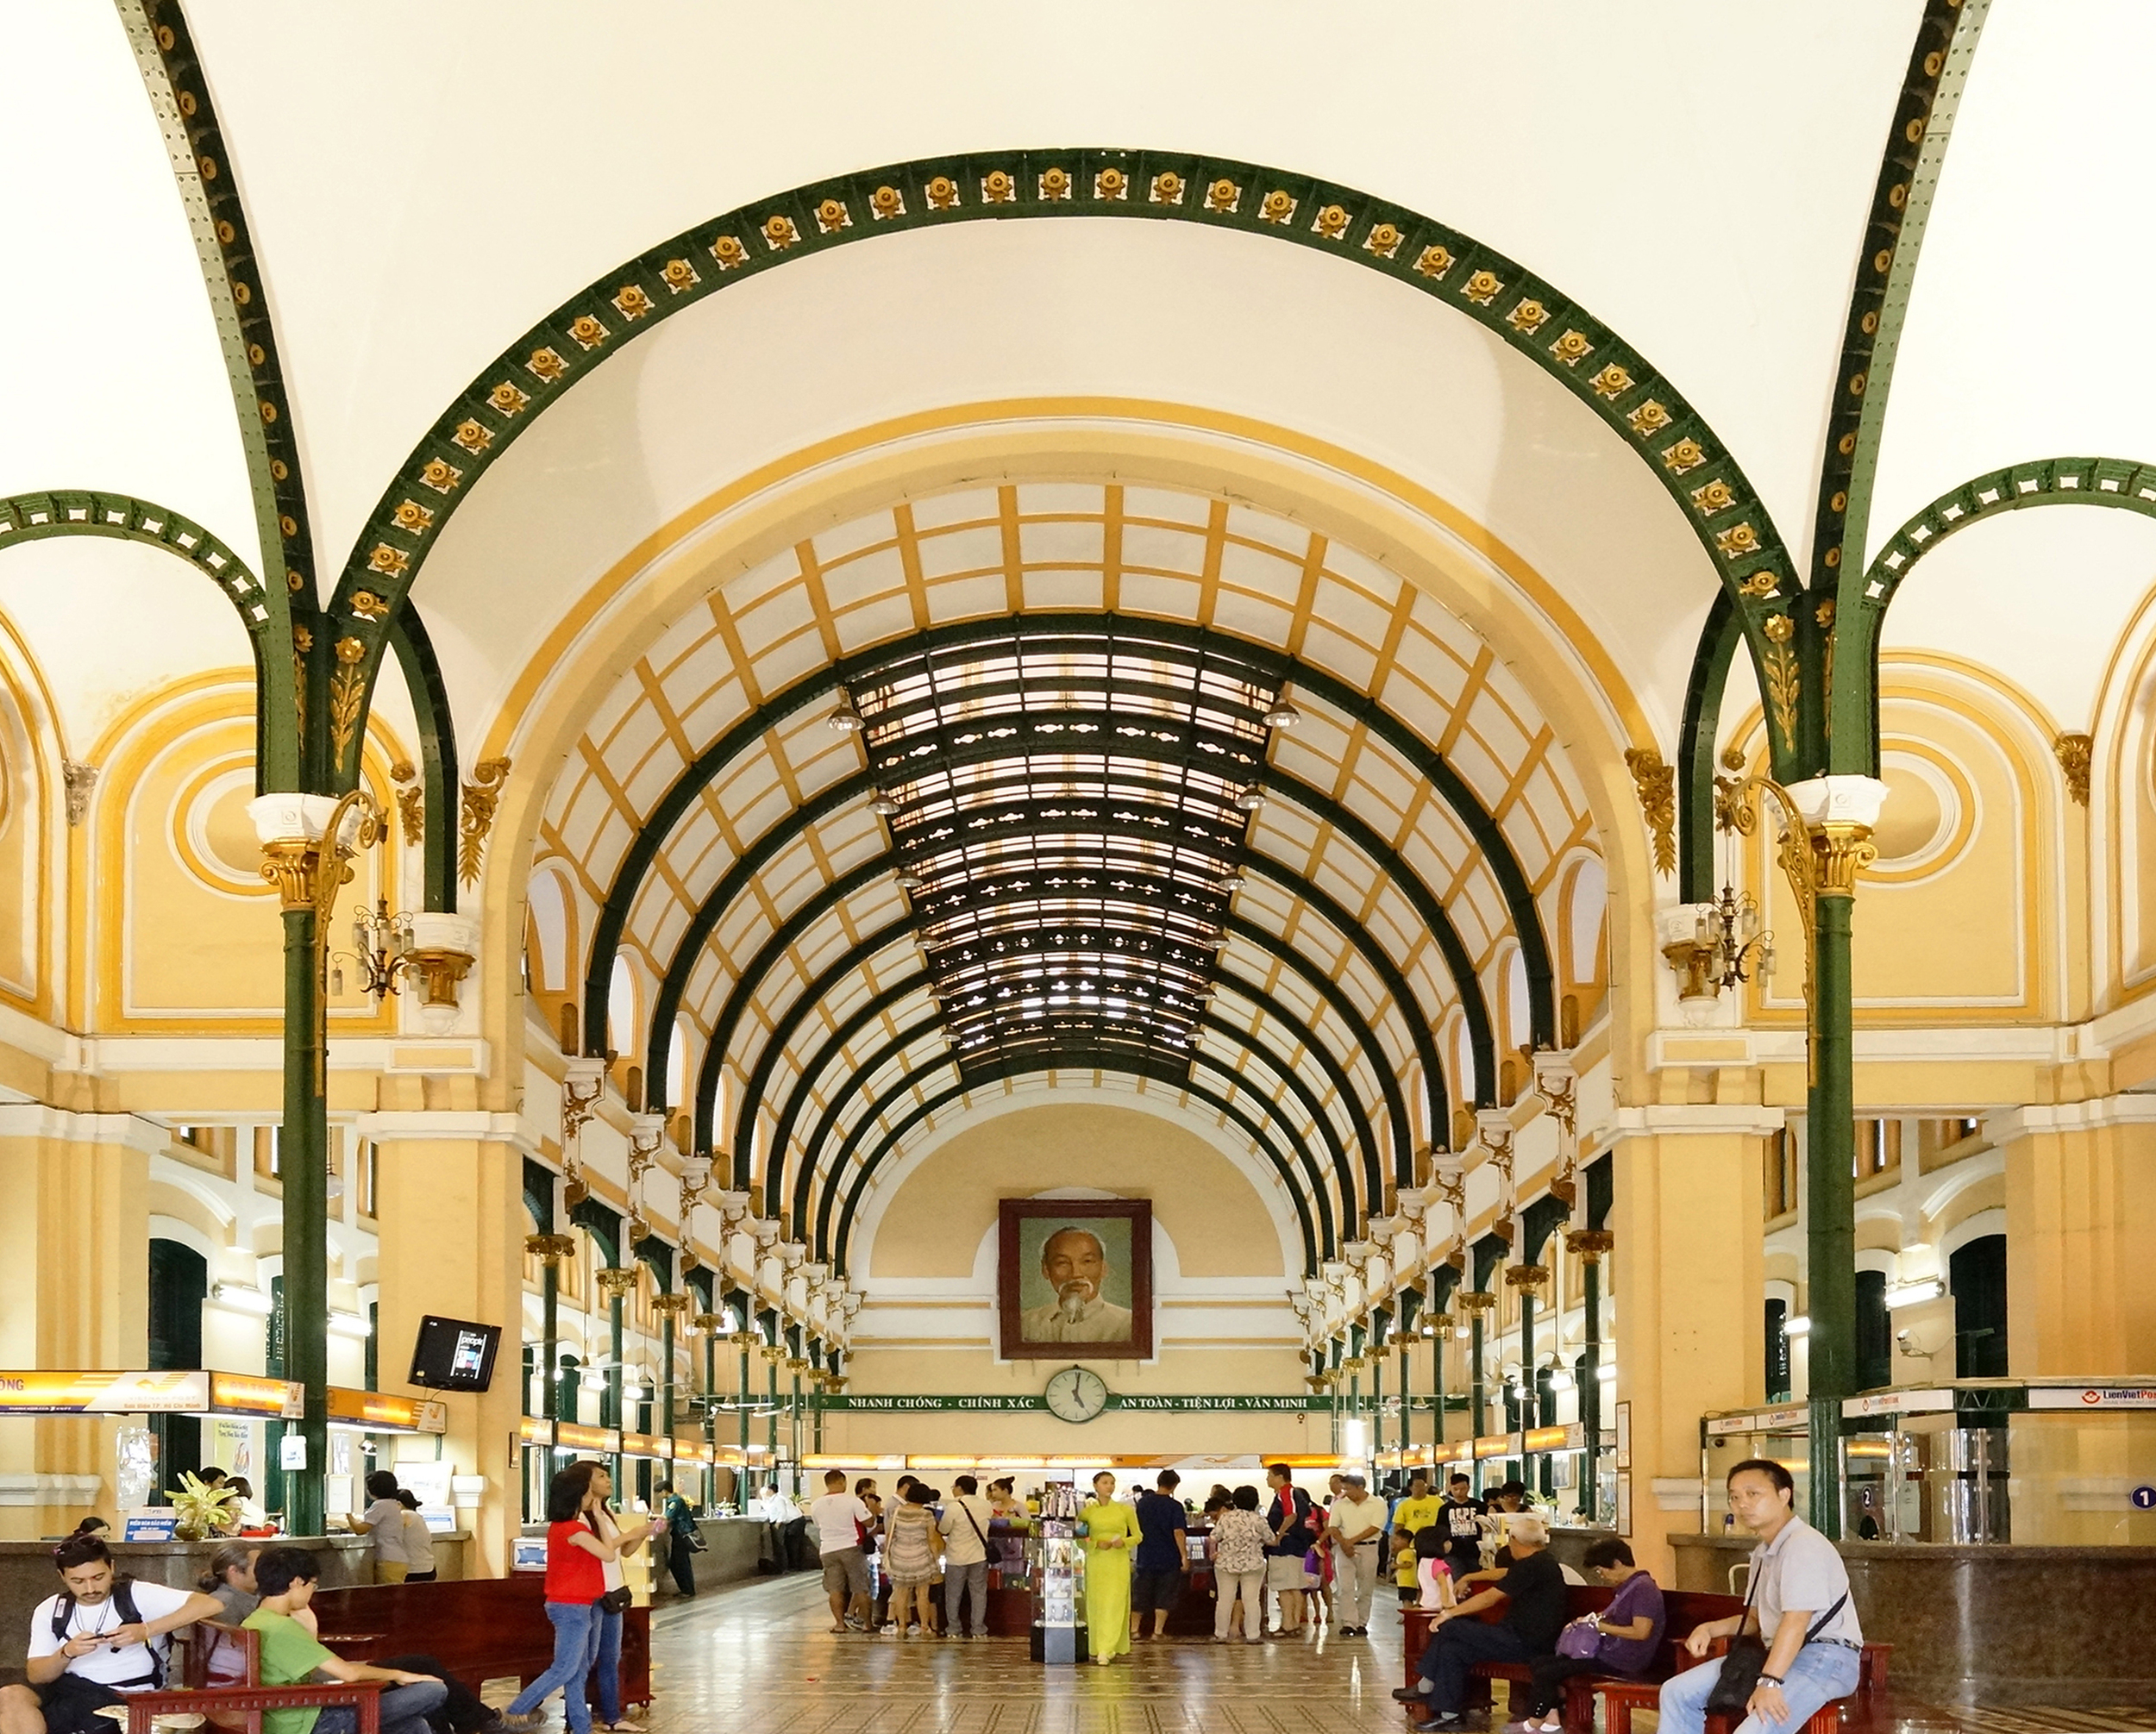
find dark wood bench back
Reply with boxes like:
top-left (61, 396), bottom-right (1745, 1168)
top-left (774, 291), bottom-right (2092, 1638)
top-left (305, 1577), bottom-right (651, 1702)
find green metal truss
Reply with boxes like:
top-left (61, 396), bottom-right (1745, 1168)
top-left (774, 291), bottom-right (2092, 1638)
top-left (122, 0), bottom-right (325, 791)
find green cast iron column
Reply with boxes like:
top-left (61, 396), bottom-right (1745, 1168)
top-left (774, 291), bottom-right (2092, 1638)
top-left (1432, 1325), bottom-right (1447, 1451)
top-left (736, 1335), bottom-right (751, 1461)
top-left (1807, 889), bottom-right (1859, 1536)
top-left (279, 901), bottom-right (328, 1537)
top-left (1470, 1311), bottom-right (1487, 1487)
top-left (1578, 1245), bottom-right (1604, 1524)
top-left (607, 1286), bottom-right (626, 1486)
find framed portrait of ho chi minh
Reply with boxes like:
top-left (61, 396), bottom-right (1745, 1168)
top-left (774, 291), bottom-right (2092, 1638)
top-left (998, 1198), bottom-right (1154, 1361)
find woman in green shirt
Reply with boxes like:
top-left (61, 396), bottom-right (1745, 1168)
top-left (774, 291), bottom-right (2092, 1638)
top-left (1080, 1471), bottom-right (1138, 1665)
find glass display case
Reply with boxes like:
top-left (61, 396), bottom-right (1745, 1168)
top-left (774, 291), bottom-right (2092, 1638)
top-left (1025, 1517), bottom-right (1087, 1662)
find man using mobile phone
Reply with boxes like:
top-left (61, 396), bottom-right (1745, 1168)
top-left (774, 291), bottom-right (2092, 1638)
top-left (1, 1533), bottom-right (222, 1734)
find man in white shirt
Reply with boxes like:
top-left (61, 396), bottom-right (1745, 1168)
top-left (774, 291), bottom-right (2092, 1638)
top-left (807, 1469), bottom-right (874, 1633)
top-left (937, 1475), bottom-right (997, 1639)
top-left (0, 1533), bottom-right (221, 1734)
top-left (1325, 1470), bottom-right (1391, 1637)
top-left (1659, 1458), bottom-right (1865, 1734)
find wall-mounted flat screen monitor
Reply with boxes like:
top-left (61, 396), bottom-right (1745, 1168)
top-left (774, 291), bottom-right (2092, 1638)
top-left (409, 1316), bottom-right (501, 1392)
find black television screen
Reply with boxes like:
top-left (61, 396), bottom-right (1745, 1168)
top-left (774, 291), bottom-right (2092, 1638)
top-left (409, 1316), bottom-right (502, 1392)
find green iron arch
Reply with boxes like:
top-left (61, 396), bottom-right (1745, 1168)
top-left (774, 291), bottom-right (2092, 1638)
top-left (657, 767), bottom-right (1484, 1130)
top-left (592, 613), bottom-right (1553, 1092)
top-left (125, 2), bottom-right (325, 792)
top-left (822, 1041), bottom-right (1341, 1274)
top-left (758, 912), bottom-right (1418, 1225)
top-left (0, 491), bottom-right (467, 902)
top-left (1677, 455), bottom-right (2156, 880)
top-left (781, 961), bottom-right (1388, 1243)
top-left (0, 489), bottom-right (279, 772)
top-left (688, 834), bottom-right (1464, 1183)
top-left (321, 151), bottom-right (1802, 792)
top-left (718, 898), bottom-right (1446, 1243)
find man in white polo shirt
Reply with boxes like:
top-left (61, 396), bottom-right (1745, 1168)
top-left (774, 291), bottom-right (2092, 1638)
top-left (1658, 1458), bottom-right (1865, 1734)
top-left (807, 1469), bottom-right (874, 1633)
top-left (1325, 1470), bottom-right (1390, 1637)
top-left (0, 1532), bottom-right (222, 1734)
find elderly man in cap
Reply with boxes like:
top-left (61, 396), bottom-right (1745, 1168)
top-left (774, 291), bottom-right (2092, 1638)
top-left (1325, 1469), bottom-right (1392, 1636)
top-left (1394, 1513), bottom-right (1569, 1726)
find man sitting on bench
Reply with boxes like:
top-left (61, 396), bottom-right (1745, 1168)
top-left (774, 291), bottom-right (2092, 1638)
top-left (0, 1532), bottom-right (223, 1734)
top-left (244, 1546), bottom-right (448, 1734)
top-left (1393, 1513), bottom-right (1566, 1728)
top-left (1658, 1460), bottom-right (1863, 1734)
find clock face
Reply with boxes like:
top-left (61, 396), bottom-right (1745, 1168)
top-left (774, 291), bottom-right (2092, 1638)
top-left (1044, 1366), bottom-right (1109, 1424)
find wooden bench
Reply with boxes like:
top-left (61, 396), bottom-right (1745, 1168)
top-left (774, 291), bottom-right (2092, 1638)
top-left (1402, 1585), bottom-right (1891, 1730)
top-left (1584, 1632), bottom-right (1892, 1734)
top-left (116, 1619), bottom-right (383, 1734)
top-left (307, 1576), bottom-right (653, 1709)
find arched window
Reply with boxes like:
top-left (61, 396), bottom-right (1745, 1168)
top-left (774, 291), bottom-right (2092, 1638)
top-left (607, 955), bottom-right (638, 1060)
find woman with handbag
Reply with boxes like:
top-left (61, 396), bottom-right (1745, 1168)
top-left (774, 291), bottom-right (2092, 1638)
top-left (1658, 1459), bottom-right (1864, 1734)
top-left (498, 1462), bottom-right (657, 1734)
top-left (1512, 1537), bottom-right (1664, 1734)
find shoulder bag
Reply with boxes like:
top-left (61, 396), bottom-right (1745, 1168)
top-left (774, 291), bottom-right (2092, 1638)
top-left (1703, 1565), bottom-right (1848, 1718)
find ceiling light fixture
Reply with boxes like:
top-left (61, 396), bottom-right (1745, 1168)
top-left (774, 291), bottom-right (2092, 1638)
top-left (1218, 871), bottom-right (1245, 891)
top-left (826, 690), bottom-right (864, 732)
top-left (1883, 1277), bottom-right (1945, 1311)
top-left (1234, 784), bottom-right (1266, 812)
top-left (1263, 696), bottom-right (1301, 729)
top-left (868, 792), bottom-right (899, 817)
top-left (894, 869), bottom-right (924, 892)
top-left (1783, 1314), bottom-right (1812, 1337)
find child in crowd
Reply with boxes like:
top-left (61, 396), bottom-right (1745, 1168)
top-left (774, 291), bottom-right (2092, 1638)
top-left (1393, 1525), bottom-right (1420, 1605)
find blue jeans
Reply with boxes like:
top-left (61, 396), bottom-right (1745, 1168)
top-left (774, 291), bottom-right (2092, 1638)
top-left (592, 1606), bottom-right (623, 1723)
top-left (1658, 1641), bottom-right (1862, 1734)
top-left (315, 1681), bottom-right (448, 1734)
top-left (505, 1601), bottom-right (605, 1734)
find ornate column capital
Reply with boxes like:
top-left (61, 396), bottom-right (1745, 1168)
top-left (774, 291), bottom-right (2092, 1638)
top-left (523, 1232), bottom-right (579, 1267)
top-left (595, 1266), bottom-right (642, 1302)
top-left (1564, 1229), bottom-right (1615, 1264)
top-left (650, 1293), bottom-right (692, 1319)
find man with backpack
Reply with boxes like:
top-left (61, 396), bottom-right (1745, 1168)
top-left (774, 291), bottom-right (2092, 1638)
top-left (0, 1531), bottom-right (222, 1734)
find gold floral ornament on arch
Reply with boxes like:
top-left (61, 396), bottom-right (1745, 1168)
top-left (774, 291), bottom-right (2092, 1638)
top-left (458, 757), bottom-right (512, 888)
top-left (981, 171), bottom-right (1015, 204)
top-left (870, 185), bottom-right (906, 220)
top-left (329, 636), bottom-right (368, 767)
top-left (389, 761), bottom-right (424, 846)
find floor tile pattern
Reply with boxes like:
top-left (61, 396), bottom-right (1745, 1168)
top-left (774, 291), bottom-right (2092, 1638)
top-left (618, 1577), bottom-right (2156, 1734)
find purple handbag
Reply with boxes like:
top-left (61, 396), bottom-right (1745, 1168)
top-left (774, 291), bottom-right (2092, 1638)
top-left (1556, 1614), bottom-right (1602, 1659)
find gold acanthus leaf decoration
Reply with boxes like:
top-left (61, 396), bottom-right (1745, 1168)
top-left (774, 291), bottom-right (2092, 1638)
top-left (389, 760), bottom-right (424, 846)
top-left (458, 757), bottom-right (512, 887)
top-left (2054, 732), bottom-right (2092, 806)
top-left (1623, 748), bottom-right (1677, 877)
top-left (1759, 613), bottom-right (1800, 754)
top-left (329, 636), bottom-right (367, 768)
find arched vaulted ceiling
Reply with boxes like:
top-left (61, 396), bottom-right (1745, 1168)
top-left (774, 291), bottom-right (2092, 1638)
top-left (538, 481), bottom-right (1601, 1274)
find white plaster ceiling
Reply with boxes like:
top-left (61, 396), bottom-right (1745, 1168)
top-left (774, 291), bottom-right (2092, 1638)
top-left (404, 216), bottom-right (1719, 750)
top-left (179, 0), bottom-right (1920, 582)
top-left (0, 3), bottom-right (258, 573)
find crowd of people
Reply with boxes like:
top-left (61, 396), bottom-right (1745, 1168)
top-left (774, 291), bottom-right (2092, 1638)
top-left (0, 1455), bottom-right (1861, 1734)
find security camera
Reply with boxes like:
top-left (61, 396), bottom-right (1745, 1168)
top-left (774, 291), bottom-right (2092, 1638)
top-left (1895, 1328), bottom-right (1913, 1348)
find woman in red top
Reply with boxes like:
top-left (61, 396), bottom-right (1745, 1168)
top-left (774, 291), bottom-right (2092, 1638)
top-left (498, 1464), bottom-right (655, 1734)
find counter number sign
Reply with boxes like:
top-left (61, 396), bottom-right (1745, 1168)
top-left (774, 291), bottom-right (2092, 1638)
top-left (2131, 1485), bottom-right (2156, 1512)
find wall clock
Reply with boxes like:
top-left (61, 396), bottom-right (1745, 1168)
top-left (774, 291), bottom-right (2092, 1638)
top-left (1043, 1365), bottom-right (1109, 1424)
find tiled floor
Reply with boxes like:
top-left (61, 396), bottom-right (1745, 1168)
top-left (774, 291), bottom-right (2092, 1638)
top-left (635, 1576), bottom-right (2156, 1734)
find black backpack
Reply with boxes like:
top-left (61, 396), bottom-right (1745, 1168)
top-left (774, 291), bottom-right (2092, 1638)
top-left (51, 1577), bottom-right (165, 1687)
